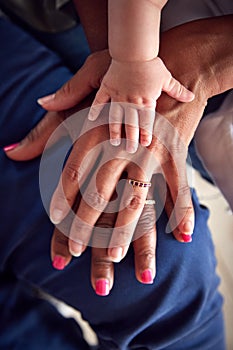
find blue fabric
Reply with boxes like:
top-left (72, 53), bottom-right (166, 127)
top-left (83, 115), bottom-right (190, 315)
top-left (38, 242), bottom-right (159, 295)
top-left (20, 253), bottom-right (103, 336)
top-left (0, 18), bottom-right (226, 350)
top-left (0, 272), bottom-right (90, 350)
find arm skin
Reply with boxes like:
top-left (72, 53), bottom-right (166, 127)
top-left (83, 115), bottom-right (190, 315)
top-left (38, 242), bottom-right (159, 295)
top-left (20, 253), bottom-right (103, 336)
top-left (108, 0), bottom-right (168, 62)
top-left (73, 0), bottom-right (108, 52)
top-left (157, 15), bottom-right (233, 145)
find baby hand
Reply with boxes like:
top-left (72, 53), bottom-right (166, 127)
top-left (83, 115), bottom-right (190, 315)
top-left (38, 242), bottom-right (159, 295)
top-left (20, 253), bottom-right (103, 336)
top-left (88, 57), bottom-right (194, 152)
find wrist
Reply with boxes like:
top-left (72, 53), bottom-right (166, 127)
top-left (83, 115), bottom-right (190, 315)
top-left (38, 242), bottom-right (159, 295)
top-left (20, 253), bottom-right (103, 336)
top-left (108, 0), bottom-right (161, 62)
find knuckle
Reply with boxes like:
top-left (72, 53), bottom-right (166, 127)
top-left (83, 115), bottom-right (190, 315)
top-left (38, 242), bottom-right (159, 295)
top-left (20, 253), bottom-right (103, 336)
top-left (138, 210), bottom-right (155, 231)
top-left (127, 96), bottom-right (142, 105)
top-left (178, 184), bottom-right (191, 198)
top-left (123, 194), bottom-right (144, 211)
top-left (138, 248), bottom-right (155, 262)
top-left (92, 256), bottom-right (112, 270)
top-left (64, 162), bottom-right (83, 184)
top-left (126, 124), bottom-right (139, 135)
top-left (109, 123), bottom-right (121, 134)
top-left (59, 80), bottom-right (74, 98)
top-left (84, 191), bottom-right (107, 211)
top-left (26, 125), bottom-right (40, 144)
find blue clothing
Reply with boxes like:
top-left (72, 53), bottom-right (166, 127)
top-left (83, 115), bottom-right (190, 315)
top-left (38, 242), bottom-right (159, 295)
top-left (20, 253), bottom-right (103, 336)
top-left (0, 17), bottom-right (226, 350)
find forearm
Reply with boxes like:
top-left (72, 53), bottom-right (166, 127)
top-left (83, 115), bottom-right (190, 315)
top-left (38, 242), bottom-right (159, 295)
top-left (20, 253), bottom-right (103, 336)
top-left (204, 15), bottom-right (233, 97)
top-left (73, 0), bottom-right (108, 52)
top-left (109, 0), bottom-right (167, 62)
top-left (160, 15), bottom-right (233, 100)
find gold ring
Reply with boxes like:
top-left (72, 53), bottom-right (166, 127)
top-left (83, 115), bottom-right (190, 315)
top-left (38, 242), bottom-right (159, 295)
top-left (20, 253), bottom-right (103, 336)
top-left (128, 179), bottom-right (151, 188)
top-left (145, 199), bottom-right (156, 205)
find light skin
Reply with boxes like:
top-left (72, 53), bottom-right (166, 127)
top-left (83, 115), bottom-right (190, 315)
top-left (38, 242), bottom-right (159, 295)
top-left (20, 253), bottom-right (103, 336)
top-left (38, 0), bottom-right (194, 152)
top-left (4, 16), bottom-right (233, 295)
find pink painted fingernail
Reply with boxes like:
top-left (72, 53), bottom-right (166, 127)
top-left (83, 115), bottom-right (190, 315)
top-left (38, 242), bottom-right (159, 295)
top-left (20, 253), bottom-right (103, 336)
top-left (37, 93), bottom-right (55, 105)
top-left (95, 279), bottom-right (110, 296)
top-left (141, 269), bottom-right (153, 284)
top-left (181, 234), bottom-right (192, 243)
top-left (52, 255), bottom-right (66, 270)
top-left (182, 221), bottom-right (193, 233)
top-left (3, 143), bottom-right (20, 152)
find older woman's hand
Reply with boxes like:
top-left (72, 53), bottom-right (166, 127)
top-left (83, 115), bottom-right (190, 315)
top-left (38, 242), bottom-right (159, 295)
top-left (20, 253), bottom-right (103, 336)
top-left (51, 182), bottom-right (157, 296)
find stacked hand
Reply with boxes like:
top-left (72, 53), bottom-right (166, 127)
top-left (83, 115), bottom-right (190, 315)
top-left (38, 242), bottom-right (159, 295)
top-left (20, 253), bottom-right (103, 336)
top-left (38, 51), bottom-right (194, 153)
top-left (5, 16), bottom-right (232, 295)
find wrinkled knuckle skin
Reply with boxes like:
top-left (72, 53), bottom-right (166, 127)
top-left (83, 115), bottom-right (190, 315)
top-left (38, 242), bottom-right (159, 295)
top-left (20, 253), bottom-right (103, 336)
top-left (137, 210), bottom-right (155, 232)
top-left (60, 81), bottom-right (73, 98)
top-left (178, 185), bottom-right (191, 198)
top-left (138, 248), bottom-right (155, 263)
top-left (123, 195), bottom-right (144, 211)
top-left (84, 191), bottom-right (107, 211)
top-left (64, 162), bottom-right (83, 184)
top-left (26, 126), bottom-right (40, 144)
top-left (92, 256), bottom-right (112, 270)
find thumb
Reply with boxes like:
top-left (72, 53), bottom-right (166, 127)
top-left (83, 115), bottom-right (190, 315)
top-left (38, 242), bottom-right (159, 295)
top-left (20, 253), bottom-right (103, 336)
top-left (3, 111), bottom-right (64, 161)
top-left (37, 65), bottom-right (94, 111)
top-left (163, 75), bottom-right (195, 103)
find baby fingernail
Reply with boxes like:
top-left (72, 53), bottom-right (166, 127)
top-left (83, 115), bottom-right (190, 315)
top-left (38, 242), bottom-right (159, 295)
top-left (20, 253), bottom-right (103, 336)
top-left (37, 93), bottom-right (55, 105)
top-left (3, 143), bottom-right (20, 152)
top-left (181, 233), bottom-right (192, 243)
top-left (95, 279), bottom-right (110, 296)
top-left (50, 209), bottom-right (63, 224)
top-left (52, 255), bottom-right (66, 270)
top-left (141, 269), bottom-right (153, 284)
top-left (126, 145), bottom-right (137, 153)
top-left (110, 138), bottom-right (121, 146)
top-left (109, 247), bottom-right (123, 262)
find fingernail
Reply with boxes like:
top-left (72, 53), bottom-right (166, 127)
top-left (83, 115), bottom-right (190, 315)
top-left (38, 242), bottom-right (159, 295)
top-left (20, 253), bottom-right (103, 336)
top-left (110, 139), bottom-right (121, 146)
top-left (88, 112), bottom-right (97, 121)
top-left (126, 145), bottom-right (137, 153)
top-left (140, 140), bottom-right (151, 147)
top-left (141, 269), bottom-right (153, 284)
top-left (37, 94), bottom-right (55, 105)
top-left (189, 91), bottom-right (195, 100)
top-left (50, 209), bottom-right (63, 224)
top-left (181, 233), bottom-right (192, 243)
top-left (182, 220), bottom-right (193, 233)
top-left (69, 242), bottom-right (83, 257)
top-left (95, 279), bottom-right (110, 296)
top-left (52, 255), bottom-right (66, 270)
top-left (109, 247), bottom-right (123, 262)
top-left (3, 143), bottom-right (20, 152)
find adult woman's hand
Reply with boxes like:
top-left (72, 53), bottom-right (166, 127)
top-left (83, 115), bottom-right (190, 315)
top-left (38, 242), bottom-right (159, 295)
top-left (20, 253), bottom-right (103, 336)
top-left (37, 50), bottom-right (111, 111)
top-left (51, 182), bottom-right (157, 296)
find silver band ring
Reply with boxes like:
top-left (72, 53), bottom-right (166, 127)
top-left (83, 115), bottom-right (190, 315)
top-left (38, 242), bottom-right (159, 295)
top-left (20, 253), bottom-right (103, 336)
top-left (128, 179), bottom-right (151, 188)
top-left (145, 199), bottom-right (156, 205)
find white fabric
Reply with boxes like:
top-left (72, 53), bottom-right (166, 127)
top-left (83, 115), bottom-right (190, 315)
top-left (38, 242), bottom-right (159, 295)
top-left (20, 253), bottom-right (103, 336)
top-left (161, 0), bottom-right (232, 31)
top-left (195, 92), bottom-right (233, 211)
